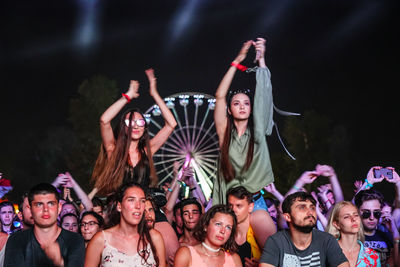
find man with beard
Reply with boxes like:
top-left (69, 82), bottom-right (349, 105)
top-left (260, 192), bottom-right (349, 267)
top-left (144, 195), bottom-right (179, 266)
top-left (178, 198), bottom-right (202, 247)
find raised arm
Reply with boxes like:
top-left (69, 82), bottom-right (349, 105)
top-left (66, 172), bottom-right (93, 212)
top-left (100, 80), bottom-right (140, 157)
top-left (351, 166), bottom-right (385, 203)
top-left (146, 69), bottom-right (177, 155)
top-left (285, 170), bottom-right (319, 197)
top-left (253, 38), bottom-right (274, 141)
top-left (315, 164), bottom-right (344, 203)
top-left (214, 40), bottom-right (253, 147)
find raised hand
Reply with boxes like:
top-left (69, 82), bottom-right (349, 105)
top-left (52, 173), bottom-right (69, 188)
top-left (264, 183), bottom-right (277, 194)
top-left (366, 166), bottom-right (385, 184)
top-left (315, 164), bottom-right (336, 177)
top-left (126, 80), bottom-right (140, 100)
top-left (145, 68), bottom-right (158, 97)
top-left (353, 180), bottom-right (363, 192)
top-left (386, 167), bottom-right (400, 184)
top-left (253, 37), bottom-right (266, 61)
top-left (299, 171), bottom-right (319, 184)
top-left (233, 40), bottom-right (253, 63)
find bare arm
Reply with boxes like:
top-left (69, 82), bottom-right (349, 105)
top-left (66, 172), bottom-right (93, 211)
top-left (351, 166), bottom-right (385, 203)
top-left (214, 40), bottom-right (253, 147)
top-left (146, 69), bottom-right (177, 155)
top-left (100, 80), bottom-right (140, 157)
top-left (260, 263), bottom-right (275, 267)
top-left (84, 232), bottom-right (104, 267)
top-left (264, 183), bottom-right (284, 203)
top-left (173, 246), bottom-right (191, 267)
top-left (285, 170), bottom-right (319, 197)
top-left (315, 164), bottom-right (344, 202)
top-left (150, 229), bottom-right (167, 267)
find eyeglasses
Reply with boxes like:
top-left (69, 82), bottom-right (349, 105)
top-left (124, 119), bottom-right (146, 127)
top-left (361, 210), bottom-right (381, 219)
top-left (80, 221), bottom-right (99, 227)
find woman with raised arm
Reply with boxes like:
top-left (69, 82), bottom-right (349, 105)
top-left (85, 183), bottom-right (166, 267)
top-left (174, 204), bottom-right (242, 267)
top-left (212, 38), bottom-right (274, 207)
top-left (212, 38), bottom-right (277, 246)
top-left (92, 69), bottom-right (177, 195)
top-left (326, 201), bottom-right (380, 267)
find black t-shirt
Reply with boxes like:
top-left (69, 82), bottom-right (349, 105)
top-left (260, 229), bottom-right (348, 267)
top-left (4, 228), bottom-right (85, 267)
top-left (364, 229), bottom-right (393, 267)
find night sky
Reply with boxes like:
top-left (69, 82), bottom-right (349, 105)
top-left (1, 0), bottom-right (399, 199)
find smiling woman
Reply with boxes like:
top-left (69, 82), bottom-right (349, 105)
top-left (91, 69), bottom-right (177, 196)
top-left (84, 182), bottom-right (166, 267)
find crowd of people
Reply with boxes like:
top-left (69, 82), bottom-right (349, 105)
top-left (0, 38), bottom-right (399, 267)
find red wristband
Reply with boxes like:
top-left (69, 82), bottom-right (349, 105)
top-left (122, 93), bottom-right (131, 103)
top-left (231, 62), bottom-right (248, 72)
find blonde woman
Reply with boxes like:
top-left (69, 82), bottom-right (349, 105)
top-left (326, 201), bottom-right (380, 267)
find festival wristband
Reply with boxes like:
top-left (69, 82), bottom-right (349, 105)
top-left (122, 93), bottom-right (131, 103)
top-left (231, 62), bottom-right (248, 72)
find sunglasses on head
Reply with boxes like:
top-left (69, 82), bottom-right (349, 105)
top-left (361, 210), bottom-right (381, 219)
top-left (124, 119), bottom-right (146, 127)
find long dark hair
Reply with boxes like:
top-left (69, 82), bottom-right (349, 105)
top-left (111, 183), bottom-right (160, 266)
top-left (193, 204), bottom-right (238, 253)
top-left (92, 108), bottom-right (158, 195)
top-left (220, 91), bottom-right (255, 182)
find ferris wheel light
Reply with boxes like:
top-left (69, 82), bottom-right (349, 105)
top-left (144, 114), bottom-right (151, 124)
top-left (179, 94), bottom-right (189, 106)
top-left (165, 97), bottom-right (175, 108)
top-left (193, 94), bottom-right (204, 106)
top-left (152, 105), bottom-right (161, 116)
top-left (208, 99), bottom-right (216, 110)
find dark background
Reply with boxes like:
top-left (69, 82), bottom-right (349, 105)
top-left (1, 0), bottom-right (399, 201)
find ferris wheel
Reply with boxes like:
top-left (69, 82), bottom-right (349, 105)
top-left (144, 92), bottom-right (218, 200)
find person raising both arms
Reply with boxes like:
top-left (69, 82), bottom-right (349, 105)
top-left (92, 68), bottom-right (177, 195)
top-left (212, 38), bottom-right (276, 243)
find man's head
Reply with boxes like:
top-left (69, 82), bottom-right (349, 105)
top-left (282, 192), bottom-right (317, 233)
top-left (0, 201), bottom-right (15, 228)
top-left (144, 195), bottom-right (156, 229)
top-left (19, 193), bottom-right (34, 228)
top-left (354, 189), bottom-right (383, 233)
top-left (28, 183), bottom-right (61, 228)
top-left (80, 211), bottom-right (103, 242)
top-left (226, 186), bottom-right (254, 224)
top-left (180, 198), bottom-right (202, 232)
top-left (173, 201), bottom-right (183, 232)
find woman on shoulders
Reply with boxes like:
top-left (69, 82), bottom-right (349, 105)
top-left (92, 69), bottom-right (177, 195)
top-left (85, 182), bottom-right (166, 267)
top-left (174, 204), bottom-right (242, 267)
top-left (212, 38), bottom-right (274, 207)
top-left (326, 201), bottom-right (380, 267)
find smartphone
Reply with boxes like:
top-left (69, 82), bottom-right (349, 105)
top-left (374, 168), bottom-right (393, 179)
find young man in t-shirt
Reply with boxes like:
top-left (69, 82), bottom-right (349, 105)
top-left (355, 189), bottom-right (398, 267)
top-left (4, 183), bottom-right (85, 267)
top-left (260, 191), bottom-right (349, 267)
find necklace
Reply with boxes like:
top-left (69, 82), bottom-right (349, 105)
top-left (202, 242), bottom-right (221, 252)
top-left (201, 244), bottom-right (220, 257)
